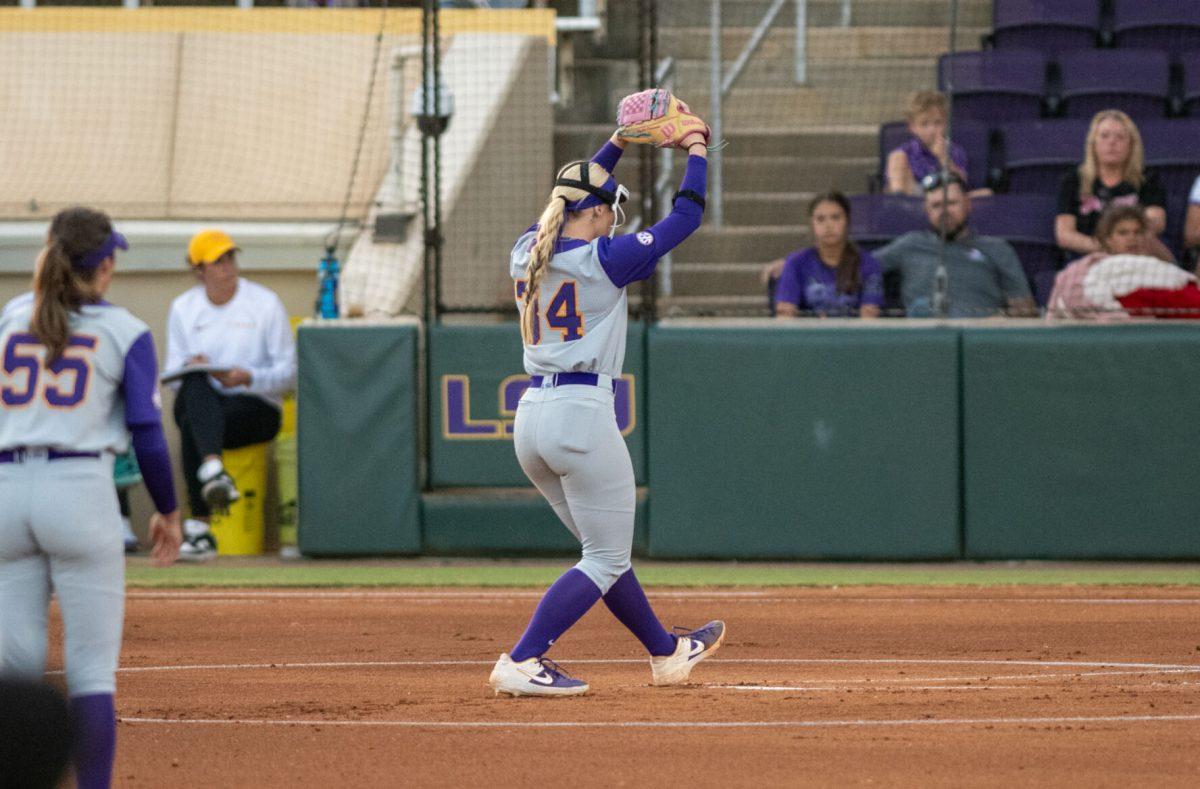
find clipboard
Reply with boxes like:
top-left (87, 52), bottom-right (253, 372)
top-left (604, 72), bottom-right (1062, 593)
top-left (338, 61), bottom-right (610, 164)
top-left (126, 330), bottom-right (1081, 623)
top-left (159, 363), bottom-right (232, 384)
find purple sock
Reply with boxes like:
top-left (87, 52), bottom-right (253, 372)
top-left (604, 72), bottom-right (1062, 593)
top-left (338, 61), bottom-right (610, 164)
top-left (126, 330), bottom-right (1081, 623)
top-left (602, 569), bottom-right (677, 657)
top-left (70, 693), bottom-right (116, 789)
top-left (510, 568), bottom-right (602, 662)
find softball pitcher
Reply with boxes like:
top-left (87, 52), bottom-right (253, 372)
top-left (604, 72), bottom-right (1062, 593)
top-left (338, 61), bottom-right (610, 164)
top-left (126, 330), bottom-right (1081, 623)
top-left (489, 102), bottom-right (724, 697)
top-left (0, 207), bottom-right (182, 788)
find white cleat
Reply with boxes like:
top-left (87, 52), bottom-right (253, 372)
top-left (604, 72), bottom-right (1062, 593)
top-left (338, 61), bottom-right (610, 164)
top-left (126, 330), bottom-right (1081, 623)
top-left (650, 620), bottom-right (726, 686)
top-left (488, 653), bottom-right (589, 697)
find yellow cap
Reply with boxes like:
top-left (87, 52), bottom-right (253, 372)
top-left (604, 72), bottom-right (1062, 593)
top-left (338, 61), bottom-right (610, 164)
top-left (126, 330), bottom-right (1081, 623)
top-left (187, 229), bottom-right (239, 267)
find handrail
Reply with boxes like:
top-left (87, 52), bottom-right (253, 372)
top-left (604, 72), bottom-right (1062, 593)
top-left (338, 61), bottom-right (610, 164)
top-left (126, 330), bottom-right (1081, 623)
top-left (721, 0), bottom-right (788, 97)
top-left (708, 0), bottom-right (807, 228)
top-left (656, 56), bottom-right (678, 297)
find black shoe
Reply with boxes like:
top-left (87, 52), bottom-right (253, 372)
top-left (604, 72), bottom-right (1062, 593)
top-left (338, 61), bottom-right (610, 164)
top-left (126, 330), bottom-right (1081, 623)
top-left (200, 471), bottom-right (240, 515)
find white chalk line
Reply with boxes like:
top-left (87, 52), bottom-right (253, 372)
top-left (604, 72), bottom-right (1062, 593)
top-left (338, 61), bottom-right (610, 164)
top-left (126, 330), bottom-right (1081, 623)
top-left (709, 667), bottom-right (1200, 691)
top-left (722, 685), bottom-right (1026, 692)
top-left (124, 590), bottom-right (1200, 605)
top-left (85, 657), bottom-right (1200, 676)
top-left (117, 713), bottom-right (1200, 730)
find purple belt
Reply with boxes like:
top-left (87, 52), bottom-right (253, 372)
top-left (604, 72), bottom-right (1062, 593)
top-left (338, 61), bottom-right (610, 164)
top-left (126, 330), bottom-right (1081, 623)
top-left (0, 448), bottom-right (102, 464)
top-left (529, 373), bottom-right (615, 390)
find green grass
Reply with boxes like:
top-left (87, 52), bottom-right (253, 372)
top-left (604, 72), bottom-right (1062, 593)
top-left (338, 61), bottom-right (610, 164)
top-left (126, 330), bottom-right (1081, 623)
top-left (124, 558), bottom-right (1200, 588)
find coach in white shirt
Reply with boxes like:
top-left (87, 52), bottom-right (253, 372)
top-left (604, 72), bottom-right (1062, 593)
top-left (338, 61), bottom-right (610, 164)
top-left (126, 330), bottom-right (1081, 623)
top-left (166, 229), bottom-right (296, 560)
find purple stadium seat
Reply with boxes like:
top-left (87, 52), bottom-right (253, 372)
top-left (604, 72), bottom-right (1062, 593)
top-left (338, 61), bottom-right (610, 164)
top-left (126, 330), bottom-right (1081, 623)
top-left (1182, 51), bottom-right (1200, 116)
top-left (879, 121), bottom-right (911, 169)
top-left (938, 50), bottom-right (1047, 123)
top-left (1137, 120), bottom-right (1200, 203)
top-left (992, 0), bottom-right (1100, 55)
top-left (1162, 189), bottom-right (1192, 261)
top-left (848, 194), bottom-right (926, 251)
top-left (970, 193), bottom-right (1062, 303)
top-left (877, 119), bottom-right (993, 191)
top-left (1113, 1), bottom-right (1200, 58)
top-left (1057, 49), bottom-right (1170, 120)
top-left (1031, 270), bottom-right (1058, 306)
top-left (998, 119), bottom-right (1090, 194)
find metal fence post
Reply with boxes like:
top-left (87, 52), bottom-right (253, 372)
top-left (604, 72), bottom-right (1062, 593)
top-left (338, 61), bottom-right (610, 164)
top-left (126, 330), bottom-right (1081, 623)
top-left (795, 0), bottom-right (807, 84)
top-left (709, 0), bottom-right (724, 228)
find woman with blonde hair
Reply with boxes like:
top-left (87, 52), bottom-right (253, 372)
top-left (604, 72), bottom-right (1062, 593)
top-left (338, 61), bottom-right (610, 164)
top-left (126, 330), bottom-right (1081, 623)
top-left (488, 124), bottom-right (725, 698)
top-left (1055, 109), bottom-right (1166, 256)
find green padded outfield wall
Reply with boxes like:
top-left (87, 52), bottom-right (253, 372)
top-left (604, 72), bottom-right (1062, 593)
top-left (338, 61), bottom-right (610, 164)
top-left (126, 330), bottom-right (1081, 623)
top-left (297, 320), bottom-right (421, 555)
top-left (647, 323), bottom-right (961, 559)
top-left (962, 325), bottom-right (1200, 559)
top-left (428, 322), bottom-right (646, 486)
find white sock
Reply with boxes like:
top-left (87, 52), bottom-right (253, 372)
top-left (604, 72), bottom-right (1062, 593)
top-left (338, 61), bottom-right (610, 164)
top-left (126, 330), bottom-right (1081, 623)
top-left (197, 458), bottom-right (224, 483)
top-left (121, 516), bottom-right (137, 541)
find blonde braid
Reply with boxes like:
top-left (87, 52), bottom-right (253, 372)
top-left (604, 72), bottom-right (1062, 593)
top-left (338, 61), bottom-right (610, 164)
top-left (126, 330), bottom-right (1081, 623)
top-left (524, 198), bottom-right (567, 309)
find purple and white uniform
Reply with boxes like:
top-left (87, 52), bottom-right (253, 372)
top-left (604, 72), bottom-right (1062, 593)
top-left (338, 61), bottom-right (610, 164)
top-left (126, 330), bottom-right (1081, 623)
top-left (508, 142), bottom-right (705, 593)
top-left (0, 298), bottom-right (175, 697)
top-left (489, 139), bottom-right (725, 697)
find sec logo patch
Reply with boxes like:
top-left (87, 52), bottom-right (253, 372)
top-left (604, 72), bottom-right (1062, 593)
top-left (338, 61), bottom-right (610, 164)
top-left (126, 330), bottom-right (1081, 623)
top-left (636, 231), bottom-right (654, 246)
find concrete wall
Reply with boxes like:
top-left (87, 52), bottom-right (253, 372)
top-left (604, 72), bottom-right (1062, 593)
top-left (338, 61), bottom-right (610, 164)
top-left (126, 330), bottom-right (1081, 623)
top-left (0, 30), bottom-right (407, 221)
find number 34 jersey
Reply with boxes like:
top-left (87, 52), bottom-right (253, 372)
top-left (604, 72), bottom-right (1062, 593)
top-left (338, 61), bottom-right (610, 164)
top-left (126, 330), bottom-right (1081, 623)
top-left (0, 301), bottom-right (159, 454)
top-left (509, 231), bottom-right (629, 379)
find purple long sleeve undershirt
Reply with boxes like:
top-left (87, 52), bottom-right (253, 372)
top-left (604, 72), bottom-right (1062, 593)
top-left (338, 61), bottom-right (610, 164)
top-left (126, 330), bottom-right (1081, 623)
top-left (590, 140), bottom-right (625, 172)
top-left (122, 332), bottom-right (177, 514)
top-left (599, 155), bottom-right (707, 288)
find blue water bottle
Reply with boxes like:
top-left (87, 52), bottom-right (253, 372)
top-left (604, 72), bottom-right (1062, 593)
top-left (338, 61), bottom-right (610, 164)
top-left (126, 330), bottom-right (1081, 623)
top-left (316, 250), bottom-right (340, 319)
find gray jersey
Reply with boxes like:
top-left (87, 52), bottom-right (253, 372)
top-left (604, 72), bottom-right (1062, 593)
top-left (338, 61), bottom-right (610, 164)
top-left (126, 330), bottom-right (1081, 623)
top-left (0, 301), bottom-right (155, 454)
top-left (509, 231), bottom-right (628, 378)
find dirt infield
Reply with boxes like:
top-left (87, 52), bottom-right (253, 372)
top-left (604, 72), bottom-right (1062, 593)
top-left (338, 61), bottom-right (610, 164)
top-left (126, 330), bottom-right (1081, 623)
top-left (51, 585), bottom-right (1200, 787)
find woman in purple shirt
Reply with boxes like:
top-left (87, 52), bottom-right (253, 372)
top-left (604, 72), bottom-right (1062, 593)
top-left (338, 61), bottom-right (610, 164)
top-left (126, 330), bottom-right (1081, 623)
top-left (772, 192), bottom-right (884, 318)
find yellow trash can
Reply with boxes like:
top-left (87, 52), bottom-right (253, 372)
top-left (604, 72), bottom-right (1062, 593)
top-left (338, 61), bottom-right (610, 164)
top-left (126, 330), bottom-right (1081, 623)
top-left (208, 442), bottom-right (269, 556)
top-left (275, 430), bottom-right (298, 553)
top-left (276, 315), bottom-right (303, 555)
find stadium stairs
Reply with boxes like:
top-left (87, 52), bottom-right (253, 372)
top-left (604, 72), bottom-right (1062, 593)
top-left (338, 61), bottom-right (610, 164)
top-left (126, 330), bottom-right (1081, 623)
top-left (555, 0), bottom-right (990, 314)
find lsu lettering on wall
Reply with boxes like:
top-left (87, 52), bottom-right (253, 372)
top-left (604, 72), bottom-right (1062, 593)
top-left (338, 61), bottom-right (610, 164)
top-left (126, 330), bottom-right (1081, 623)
top-left (441, 374), bottom-right (636, 439)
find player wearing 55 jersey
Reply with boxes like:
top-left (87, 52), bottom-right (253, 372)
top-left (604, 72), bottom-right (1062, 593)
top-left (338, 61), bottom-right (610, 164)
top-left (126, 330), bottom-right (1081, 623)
top-left (487, 132), bottom-right (725, 697)
top-left (0, 207), bottom-right (182, 788)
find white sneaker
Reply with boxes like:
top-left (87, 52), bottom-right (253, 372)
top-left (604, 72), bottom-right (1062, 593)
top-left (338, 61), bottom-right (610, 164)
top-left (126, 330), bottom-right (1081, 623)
top-left (650, 620), bottom-right (726, 686)
top-left (178, 520), bottom-right (218, 563)
top-left (488, 654), bottom-right (589, 697)
top-left (198, 458), bottom-right (240, 514)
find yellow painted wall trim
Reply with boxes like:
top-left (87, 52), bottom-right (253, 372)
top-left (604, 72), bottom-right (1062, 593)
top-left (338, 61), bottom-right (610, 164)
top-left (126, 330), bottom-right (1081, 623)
top-left (0, 8), bottom-right (555, 44)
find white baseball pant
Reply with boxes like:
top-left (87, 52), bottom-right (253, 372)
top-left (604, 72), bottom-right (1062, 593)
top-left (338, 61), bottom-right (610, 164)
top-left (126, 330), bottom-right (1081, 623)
top-left (514, 384), bottom-right (635, 594)
top-left (0, 454), bottom-right (124, 696)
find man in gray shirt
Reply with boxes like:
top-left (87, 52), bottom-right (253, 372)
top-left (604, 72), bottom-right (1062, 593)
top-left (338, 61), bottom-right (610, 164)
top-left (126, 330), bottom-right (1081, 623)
top-left (874, 176), bottom-right (1037, 317)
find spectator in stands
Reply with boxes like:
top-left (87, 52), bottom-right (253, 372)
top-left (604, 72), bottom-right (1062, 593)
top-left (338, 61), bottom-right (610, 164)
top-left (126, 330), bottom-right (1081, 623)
top-left (1056, 110), bottom-right (1167, 258)
top-left (873, 173), bottom-right (1036, 317)
top-left (769, 192), bottom-right (883, 318)
top-left (1048, 205), bottom-right (1200, 320)
top-left (166, 230), bottom-right (296, 562)
top-left (885, 91), bottom-right (987, 197)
